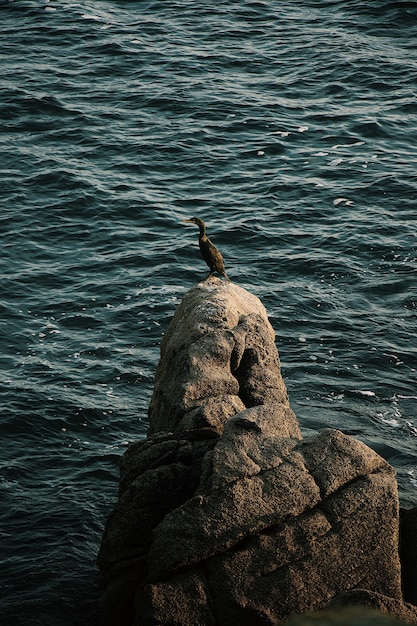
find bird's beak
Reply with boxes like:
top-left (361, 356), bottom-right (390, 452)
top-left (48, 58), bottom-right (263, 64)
top-left (182, 219), bottom-right (193, 223)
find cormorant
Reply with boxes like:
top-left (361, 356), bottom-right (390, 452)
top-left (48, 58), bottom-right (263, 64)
top-left (183, 217), bottom-right (230, 281)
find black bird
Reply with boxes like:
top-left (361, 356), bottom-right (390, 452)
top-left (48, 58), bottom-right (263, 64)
top-left (183, 217), bottom-right (230, 281)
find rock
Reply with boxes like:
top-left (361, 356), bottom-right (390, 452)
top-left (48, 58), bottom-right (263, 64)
top-left (142, 428), bottom-right (401, 624)
top-left (137, 567), bottom-right (215, 626)
top-left (97, 434), bottom-right (216, 575)
top-left (148, 279), bottom-right (293, 437)
top-left (98, 279), bottom-right (412, 626)
top-left (147, 436), bottom-right (320, 582)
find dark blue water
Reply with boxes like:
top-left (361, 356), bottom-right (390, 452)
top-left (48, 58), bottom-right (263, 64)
top-left (1, 1), bottom-right (416, 623)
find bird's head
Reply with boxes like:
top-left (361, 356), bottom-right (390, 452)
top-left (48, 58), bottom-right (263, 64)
top-left (183, 217), bottom-right (205, 230)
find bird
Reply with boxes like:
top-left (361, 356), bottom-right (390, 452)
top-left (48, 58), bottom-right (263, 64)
top-left (183, 217), bottom-right (230, 281)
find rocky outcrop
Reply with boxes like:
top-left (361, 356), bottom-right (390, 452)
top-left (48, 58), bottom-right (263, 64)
top-left (98, 278), bottom-right (417, 626)
top-left (148, 280), bottom-right (293, 438)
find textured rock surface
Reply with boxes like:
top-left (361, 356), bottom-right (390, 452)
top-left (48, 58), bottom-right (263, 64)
top-left (98, 279), bottom-right (413, 626)
top-left (139, 429), bottom-right (401, 625)
top-left (148, 279), bottom-right (294, 437)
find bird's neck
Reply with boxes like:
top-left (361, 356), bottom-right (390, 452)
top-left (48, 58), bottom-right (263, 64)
top-left (198, 224), bottom-right (206, 239)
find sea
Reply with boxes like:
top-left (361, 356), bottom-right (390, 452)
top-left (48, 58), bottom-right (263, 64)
top-left (1, 1), bottom-right (416, 624)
